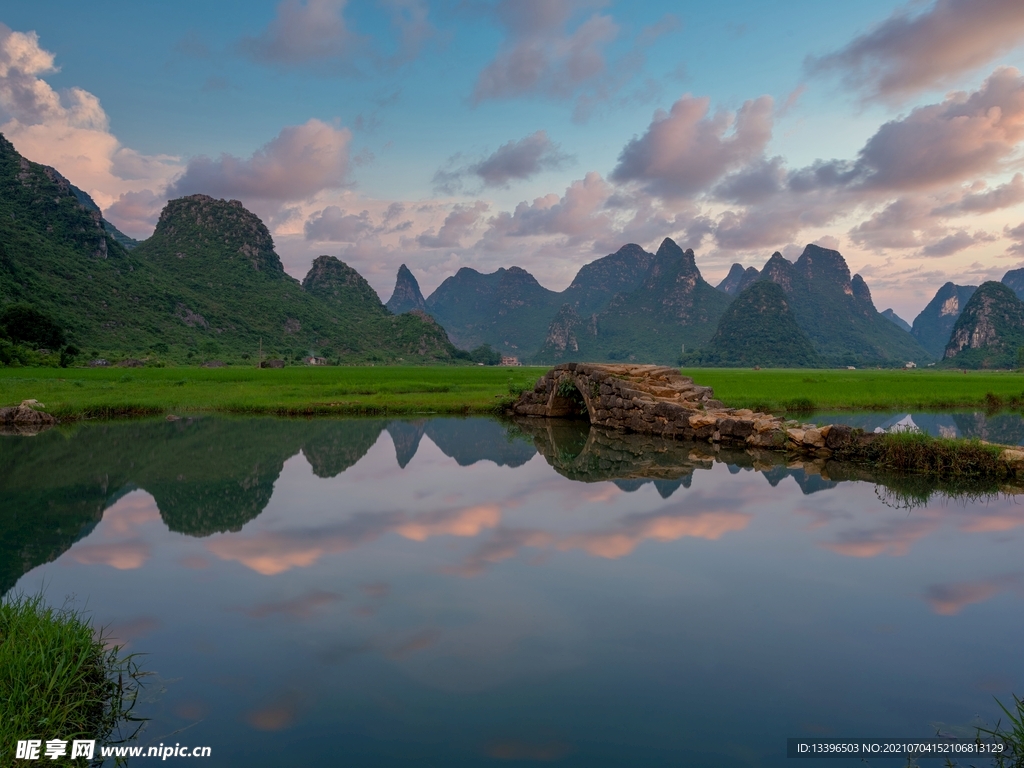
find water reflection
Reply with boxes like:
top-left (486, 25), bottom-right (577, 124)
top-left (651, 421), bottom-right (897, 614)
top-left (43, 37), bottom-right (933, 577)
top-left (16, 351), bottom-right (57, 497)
top-left (2, 416), bottom-right (1024, 767)
top-left (813, 409), bottom-right (1024, 444)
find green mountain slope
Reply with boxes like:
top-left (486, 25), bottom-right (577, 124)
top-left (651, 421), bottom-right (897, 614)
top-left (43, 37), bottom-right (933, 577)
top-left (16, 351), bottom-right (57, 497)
top-left (911, 282), bottom-right (977, 358)
top-left (943, 281), bottom-right (1024, 369)
top-left (0, 134), bottom-right (457, 364)
top-left (689, 281), bottom-right (821, 367)
top-left (0, 134), bottom-right (149, 355)
top-left (576, 238), bottom-right (731, 364)
top-left (422, 243), bottom-right (656, 359)
top-left (559, 243), bottom-right (656, 315)
top-left (46, 165), bottom-right (139, 249)
top-left (129, 195), bottom-right (458, 362)
top-left (757, 244), bottom-right (931, 365)
top-left (424, 266), bottom-right (561, 354)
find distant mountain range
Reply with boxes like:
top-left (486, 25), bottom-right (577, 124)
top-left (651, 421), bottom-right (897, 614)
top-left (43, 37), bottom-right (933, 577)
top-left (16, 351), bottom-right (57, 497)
top-left (407, 239), bottom-right (930, 367)
top-left (4, 129), bottom-right (1024, 369)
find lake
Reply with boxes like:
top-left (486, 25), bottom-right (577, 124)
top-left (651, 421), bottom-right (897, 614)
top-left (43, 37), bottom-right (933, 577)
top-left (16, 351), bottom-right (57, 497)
top-left (3, 415), bottom-right (1023, 766)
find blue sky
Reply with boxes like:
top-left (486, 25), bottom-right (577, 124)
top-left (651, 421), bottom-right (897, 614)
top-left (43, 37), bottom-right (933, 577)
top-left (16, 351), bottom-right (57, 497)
top-left (3, 0), bottom-right (1024, 320)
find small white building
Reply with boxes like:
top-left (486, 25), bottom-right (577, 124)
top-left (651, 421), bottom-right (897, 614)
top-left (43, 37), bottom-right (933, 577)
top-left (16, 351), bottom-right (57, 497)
top-left (305, 356), bottom-right (328, 366)
top-left (905, 361), bottom-right (917, 369)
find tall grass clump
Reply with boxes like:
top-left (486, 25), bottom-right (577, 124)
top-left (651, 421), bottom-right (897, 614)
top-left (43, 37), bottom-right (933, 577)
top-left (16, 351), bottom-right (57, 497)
top-left (980, 694), bottom-right (1024, 768)
top-left (871, 431), bottom-right (1003, 478)
top-left (0, 594), bottom-right (145, 764)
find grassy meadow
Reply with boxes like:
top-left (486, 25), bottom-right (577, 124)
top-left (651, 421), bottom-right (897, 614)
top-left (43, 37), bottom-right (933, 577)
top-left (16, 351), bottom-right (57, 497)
top-left (681, 367), bottom-right (1024, 412)
top-left (3, 365), bottom-right (1024, 420)
top-left (0, 365), bottom-right (548, 419)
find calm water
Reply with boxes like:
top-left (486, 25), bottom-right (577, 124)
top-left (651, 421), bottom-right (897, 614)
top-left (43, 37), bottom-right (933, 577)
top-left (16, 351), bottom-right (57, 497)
top-left (813, 409), bottom-right (1024, 444)
top-left (3, 416), bottom-right (1023, 767)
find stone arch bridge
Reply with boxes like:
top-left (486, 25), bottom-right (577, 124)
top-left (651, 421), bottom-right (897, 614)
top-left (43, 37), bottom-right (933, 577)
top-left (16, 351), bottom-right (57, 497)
top-left (511, 363), bottom-right (839, 453)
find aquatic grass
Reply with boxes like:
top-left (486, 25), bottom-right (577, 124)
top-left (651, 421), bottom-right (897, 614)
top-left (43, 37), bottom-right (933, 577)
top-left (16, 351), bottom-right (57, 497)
top-left (0, 594), bottom-right (145, 765)
top-left (978, 694), bottom-right (1024, 768)
top-left (870, 431), bottom-right (1004, 478)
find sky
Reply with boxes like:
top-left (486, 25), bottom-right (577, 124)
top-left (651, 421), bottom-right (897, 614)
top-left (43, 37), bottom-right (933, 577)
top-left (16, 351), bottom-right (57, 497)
top-left (3, 0), bottom-right (1024, 322)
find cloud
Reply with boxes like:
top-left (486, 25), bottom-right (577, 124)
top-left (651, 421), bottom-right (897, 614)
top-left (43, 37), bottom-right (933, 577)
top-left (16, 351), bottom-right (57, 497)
top-left (105, 189), bottom-right (167, 236)
top-left (471, 0), bottom-right (619, 103)
top-left (416, 202), bottom-right (489, 248)
top-left (304, 206), bottom-right (374, 242)
top-left (238, 0), bottom-right (433, 72)
top-left (918, 229), bottom-right (996, 257)
top-left (807, 0), bottom-right (1024, 101)
top-left (853, 67), bottom-right (1024, 191)
top-left (610, 94), bottom-right (774, 199)
top-left (238, 0), bottom-right (364, 70)
top-left (0, 23), bottom-right (180, 223)
top-left (473, 130), bottom-right (569, 187)
top-left (382, 0), bottom-right (436, 66)
top-left (483, 171), bottom-right (613, 241)
top-left (931, 174), bottom-right (1024, 216)
top-left (168, 119), bottom-right (352, 203)
top-left (432, 131), bottom-right (570, 193)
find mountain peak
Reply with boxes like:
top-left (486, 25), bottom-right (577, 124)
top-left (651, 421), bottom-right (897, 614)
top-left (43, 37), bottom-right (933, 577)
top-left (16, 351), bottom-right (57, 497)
top-left (386, 264), bottom-right (427, 314)
top-left (795, 243), bottom-right (852, 286)
top-left (153, 195), bottom-right (283, 273)
top-left (717, 263), bottom-right (760, 295)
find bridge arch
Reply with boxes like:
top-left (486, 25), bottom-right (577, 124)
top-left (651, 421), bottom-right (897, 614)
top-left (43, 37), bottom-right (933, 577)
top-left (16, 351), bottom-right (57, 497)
top-left (546, 374), bottom-right (594, 421)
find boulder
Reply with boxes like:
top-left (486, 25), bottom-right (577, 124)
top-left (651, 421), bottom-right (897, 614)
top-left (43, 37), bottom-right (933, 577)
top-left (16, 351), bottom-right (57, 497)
top-left (0, 400), bottom-right (57, 434)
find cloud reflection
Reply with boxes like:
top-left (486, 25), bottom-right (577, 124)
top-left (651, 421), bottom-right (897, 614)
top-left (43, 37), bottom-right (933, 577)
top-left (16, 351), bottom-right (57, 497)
top-left (207, 504), bottom-right (502, 574)
top-left (924, 573), bottom-right (1024, 615)
top-left (72, 540), bottom-right (152, 570)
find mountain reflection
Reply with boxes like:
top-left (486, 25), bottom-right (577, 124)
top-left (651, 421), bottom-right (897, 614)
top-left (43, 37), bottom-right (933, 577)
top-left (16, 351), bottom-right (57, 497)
top-left (4, 414), bottom-right (1024, 594)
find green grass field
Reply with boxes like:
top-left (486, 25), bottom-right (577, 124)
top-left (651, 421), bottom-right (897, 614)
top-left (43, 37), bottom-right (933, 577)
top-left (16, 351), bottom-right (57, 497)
top-left (681, 368), bottom-right (1024, 412)
top-left (0, 365), bottom-right (548, 419)
top-left (3, 366), bottom-right (1024, 420)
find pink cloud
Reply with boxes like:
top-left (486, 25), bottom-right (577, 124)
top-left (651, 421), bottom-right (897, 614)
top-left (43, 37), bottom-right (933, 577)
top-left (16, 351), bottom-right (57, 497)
top-left (807, 0), bottom-right (1024, 101)
top-left (610, 94), bottom-right (774, 199)
top-left (417, 202), bottom-right (489, 248)
top-left (238, 0), bottom-right (365, 71)
top-left (168, 119), bottom-right (352, 204)
top-left (484, 171), bottom-right (613, 241)
top-left (855, 67), bottom-right (1024, 191)
top-left (472, 0), bottom-right (618, 103)
top-left (0, 23), bottom-right (180, 212)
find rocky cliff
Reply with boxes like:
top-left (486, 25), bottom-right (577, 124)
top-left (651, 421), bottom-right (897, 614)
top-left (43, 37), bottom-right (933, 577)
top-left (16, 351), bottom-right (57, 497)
top-left (944, 281), bottom-right (1024, 368)
top-left (385, 264), bottom-right (427, 315)
top-left (911, 282), bottom-right (977, 358)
